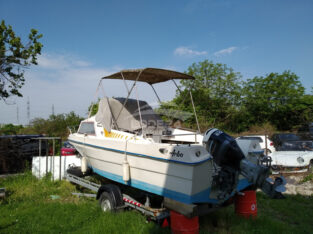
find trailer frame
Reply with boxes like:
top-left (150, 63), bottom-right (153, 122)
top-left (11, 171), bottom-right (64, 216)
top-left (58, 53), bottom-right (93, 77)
top-left (66, 171), bottom-right (170, 221)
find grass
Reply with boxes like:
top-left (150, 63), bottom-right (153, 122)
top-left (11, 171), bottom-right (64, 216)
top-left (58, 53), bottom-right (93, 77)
top-left (1, 173), bottom-right (313, 234)
top-left (301, 173), bottom-right (313, 183)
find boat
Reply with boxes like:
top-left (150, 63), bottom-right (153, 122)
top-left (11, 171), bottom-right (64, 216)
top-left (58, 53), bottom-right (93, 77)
top-left (68, 68), bottom-right (285, 206)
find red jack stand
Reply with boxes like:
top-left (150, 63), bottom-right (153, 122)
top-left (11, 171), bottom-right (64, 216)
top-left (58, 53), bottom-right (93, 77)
top-left (170, 211), bottom-right (199, 234)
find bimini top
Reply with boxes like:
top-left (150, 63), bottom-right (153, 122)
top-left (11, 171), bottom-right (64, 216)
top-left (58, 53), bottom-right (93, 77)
top-left (102, 68), bottom-right (194, 85)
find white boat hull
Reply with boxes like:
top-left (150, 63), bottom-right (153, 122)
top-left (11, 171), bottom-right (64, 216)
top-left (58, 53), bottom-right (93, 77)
top-left (69, 134), bottom-right (232, 204)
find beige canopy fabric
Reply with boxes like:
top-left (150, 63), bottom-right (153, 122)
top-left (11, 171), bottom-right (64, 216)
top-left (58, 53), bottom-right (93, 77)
top-left (101, 68), bottom-right (194, 85)
top-left (95, 98), bottom-right (114, 132)
top-left (95, 97), bottom-right (167, 133)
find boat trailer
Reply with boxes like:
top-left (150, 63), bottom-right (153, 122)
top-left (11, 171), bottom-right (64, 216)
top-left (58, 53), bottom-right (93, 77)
top-left (66, 172), bottom-right (170, 221)
top-left (65, 169), bottom-right (263, 232)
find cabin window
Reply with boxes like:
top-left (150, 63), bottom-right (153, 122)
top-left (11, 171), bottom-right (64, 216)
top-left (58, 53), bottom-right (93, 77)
top-left (78, 122), bottom-right (95, 135)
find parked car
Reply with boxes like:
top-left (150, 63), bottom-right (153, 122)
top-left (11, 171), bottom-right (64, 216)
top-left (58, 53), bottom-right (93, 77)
top-left (61, 141), bottom-right (77, 156)
top-left (298, 122), bottom-right (313, 140)
top-left (236, 135), bottom-right (275, 154)
top-left (268, 133), bottom-right (313, 173)
top-left (0, 135), bottom-right (46, 174)
top-left (269, 150), bottom-right (313, 173)
top-left (271, 133), bottom-right (302, 150)
top-left (278, 141), bottom-right (313, 151)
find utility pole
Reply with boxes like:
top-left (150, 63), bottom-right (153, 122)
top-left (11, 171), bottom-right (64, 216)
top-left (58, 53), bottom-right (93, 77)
top-left (16, 105), bottom-right (19, 124)
top-left (27, 97), bottom-right (30, 125)
top-left (52, 104), bottom-right (55, 116)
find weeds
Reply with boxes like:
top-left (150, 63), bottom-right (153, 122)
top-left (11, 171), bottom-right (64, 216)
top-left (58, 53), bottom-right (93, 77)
top-left (301, 173), bottom-right (313, 183)
top-left (1, 173), bottom-right (313, 233)
top-left (0, 172), bottom-right (167, 233)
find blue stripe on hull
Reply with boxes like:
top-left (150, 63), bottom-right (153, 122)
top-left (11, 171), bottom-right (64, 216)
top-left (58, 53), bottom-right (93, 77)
top-left (92, 167), bottom-right (251, 204)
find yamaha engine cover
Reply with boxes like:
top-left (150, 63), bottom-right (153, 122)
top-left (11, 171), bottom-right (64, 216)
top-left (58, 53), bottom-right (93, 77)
top-left (203, 128), bottom-right (245, 170)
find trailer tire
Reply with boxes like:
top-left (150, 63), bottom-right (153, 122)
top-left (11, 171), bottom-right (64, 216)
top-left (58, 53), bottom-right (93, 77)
top-left (66, 166), bottom-right (84, 177)
top-left (271, 165), bottom-right (279, 171)
top-left (99, 192), bottom-right (115, 212)
top-left (97, 184), bottom-right (123, 212)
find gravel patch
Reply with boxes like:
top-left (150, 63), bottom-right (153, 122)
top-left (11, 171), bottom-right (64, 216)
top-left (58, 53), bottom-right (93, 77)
top-left (283, 174), bottom-right (313, 196)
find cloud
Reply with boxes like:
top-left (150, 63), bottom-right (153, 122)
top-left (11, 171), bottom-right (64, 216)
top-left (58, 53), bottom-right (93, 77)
top-left (214, 46), bottom-right (237, 57)
top-left (73, 60), bottom-right (91, 67)
top-left (37, 53), bottom-right (91, 70)
top-left (0, 52), bottom-right (120, 124)
top-left (174, 46), bottom-right (207, 56)
top-left (0, 52), bottom-right (178, 125)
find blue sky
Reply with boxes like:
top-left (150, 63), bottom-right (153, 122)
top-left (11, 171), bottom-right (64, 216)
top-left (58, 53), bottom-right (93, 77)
top-left (0, 0), bottom-right (312, 124)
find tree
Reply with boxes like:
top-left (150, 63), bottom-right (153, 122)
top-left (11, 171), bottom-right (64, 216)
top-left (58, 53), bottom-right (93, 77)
top-left (181, 60), bottom-right (242, 105)
top-left (242, 71), bottom-right (309, 130)
top-left (20, 112), bottom-right (83, 139)
top-left (0, 20), bottom-right (43, 100)
top-left (160, 60), bottom-right (243, 131)
top-left (88, 99), bottom-right (100, 116)
top-left (0, 123), bottom-right (24, 135)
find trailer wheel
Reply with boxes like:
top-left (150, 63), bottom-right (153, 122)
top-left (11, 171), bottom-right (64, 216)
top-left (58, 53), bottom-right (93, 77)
top-left (99, 192), bottom-right (115, 212)
top-left (271, 165), bottom-right (279, 171)
top-left (97, 184), bottom-right (123, 211)
top-left (66, 166), bottom-right (84, 177)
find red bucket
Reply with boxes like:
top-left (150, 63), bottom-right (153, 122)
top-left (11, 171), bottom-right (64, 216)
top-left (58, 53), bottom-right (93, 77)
top-left (235, 190), bottom-right (257, 218)
top-left (170, 211), bottom-right (199, 234)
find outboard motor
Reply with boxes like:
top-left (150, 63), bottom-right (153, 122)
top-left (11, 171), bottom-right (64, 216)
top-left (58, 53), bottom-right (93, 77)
top-left (203, 128), bottom-right (286, 200)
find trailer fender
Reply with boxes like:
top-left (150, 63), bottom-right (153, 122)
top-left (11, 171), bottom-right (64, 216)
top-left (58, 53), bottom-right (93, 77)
top-left (96, 184), bottom-right (123, 208)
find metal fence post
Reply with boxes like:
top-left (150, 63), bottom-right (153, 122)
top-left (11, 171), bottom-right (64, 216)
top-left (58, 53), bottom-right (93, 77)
top-left (46, 139), bottom-right (48, 175)
top-left (52, 139), bottom-right (55, 181)
top-left (59, 139), bottom-right (62, 181)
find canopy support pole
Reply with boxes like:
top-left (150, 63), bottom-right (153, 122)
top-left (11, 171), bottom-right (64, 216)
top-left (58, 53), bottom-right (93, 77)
top-left (116, 70), bottom-right (143, 121)
top-left (135, 85), bottom-right (144, 136)
top-left (172, 79), bottom-right (189, 105)
top-left (173, 79), bottom-right (200, 133)
top-left (106, 97), bottom-right (120, 130)
top-left (172, 78), bottom-right (191, 103)
top-left (88, 80), bottom-right (102, 119)
top-left (189, 90), bottom-right (201, 133)
top-left (121, 72), bottom-right (130, 93)
top-left (150, 84), bottom-right (162, 103)
top-left (172, 79), bottom-right (182, 93)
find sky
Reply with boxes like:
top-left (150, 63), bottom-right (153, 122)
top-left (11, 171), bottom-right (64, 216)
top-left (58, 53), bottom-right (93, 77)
top-left (0, 0), bottom-right (312, 125)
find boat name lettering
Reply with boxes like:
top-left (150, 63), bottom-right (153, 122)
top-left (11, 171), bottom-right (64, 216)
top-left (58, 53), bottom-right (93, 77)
top-left (170, 149), bottom-right (183, 158)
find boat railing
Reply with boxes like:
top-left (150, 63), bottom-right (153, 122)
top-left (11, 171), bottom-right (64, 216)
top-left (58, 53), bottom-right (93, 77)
top-left (67, 126), bottom-right (78, 134)
top-left (161, 133), bottom-right (199, 137)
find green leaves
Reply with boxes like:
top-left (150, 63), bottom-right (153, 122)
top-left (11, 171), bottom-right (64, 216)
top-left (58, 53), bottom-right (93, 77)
top-left (243, 71), bottom-right (310, 130)
top-left (162, 60), bottom-right (312, 133)
top-left (19, 112), bottom-right (83, 139)
top-left (0, 20), bottom-right (43, 100)
top-left (172, 60), bottom-right (243, 131)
